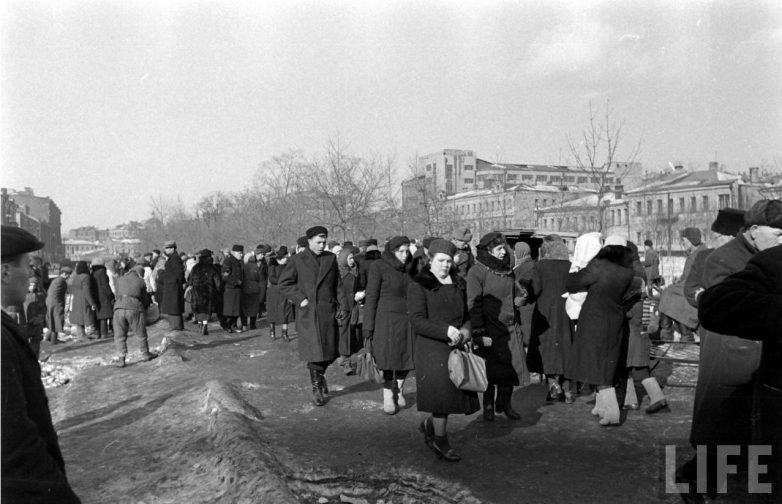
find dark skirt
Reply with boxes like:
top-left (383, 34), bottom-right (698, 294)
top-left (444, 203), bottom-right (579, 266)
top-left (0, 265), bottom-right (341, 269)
top-left (475, 324), bottom-right (520, 387)
top-left (414, 335), bottom-right (480, 415)
top-left (266, 285), bottom-right (294, 324)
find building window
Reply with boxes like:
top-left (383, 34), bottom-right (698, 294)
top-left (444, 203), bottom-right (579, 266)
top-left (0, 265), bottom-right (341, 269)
top-left (668, 198), bottom-right (673, 214)
top-left (636, 231), bottom-right (642, 243)
top-left (522, 174), bottom-right (534, 181)
top-left (702, 196), bottom-right (709, 210)
top-left (591, 177), bottom-right (599, 184)
top-left (426, 164), bottom-right (431, 171)
top-left (536, 175), bottom-right (547, 182)
top-left (578, 177), bottom-right (588, 184)
top-left (646, 200), bottom-right (652, 215)
top-left (636, 202), bottom-right (642, 215)
top-left (679, 198), bottom-right (685, 212)
top-left (464, 178), bottom-right (474, 184)
top-left (464, 164), bottom-right (473, 171)
top-left (657, 199), bottom-right (663, 214)
top-left (691, 196), bottom-right (697, 212)
top-left (565, 176), bottom-right (575, 183)
top-left (718, 194), bottom-right (730, 209)
top-left (507, 174), bottom-right (517, 180)
top-left (534, 199), bottom-right (539, 208)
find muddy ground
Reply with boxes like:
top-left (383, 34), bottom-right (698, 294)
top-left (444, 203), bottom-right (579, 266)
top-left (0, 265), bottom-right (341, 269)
top-left (41, 318), bottom-right (720, 504)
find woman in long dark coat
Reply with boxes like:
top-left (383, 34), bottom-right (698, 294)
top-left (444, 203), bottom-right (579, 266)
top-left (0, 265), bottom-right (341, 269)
top-left (266, 247), bottom-right (294, 340)
top-left (467, 232), bottom-right (524, 421)
top-left (70, 260), bottom-right (97, 339)
top-left (407, 239), bottom-right (479, 462)
top-left (189, 249), bottom-right (220, 335)
top-left (240, 252), bottom-right (262, 330)
top-left (566, 243), bottom-right (635, 426)
top-left (529, 238), bottom-right (575, 403)
top-left (337, 247), bottom-right (362, 363)
top-left (160, 246), bottom-right (185, 330)
top-left (90, 259), bottom-right (114, 339)
top-left (363, 236), bottom-right (414, 415)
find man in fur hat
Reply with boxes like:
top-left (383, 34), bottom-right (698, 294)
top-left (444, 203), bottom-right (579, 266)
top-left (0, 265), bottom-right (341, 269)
top-left (279, 226), bottom-right (349, 406)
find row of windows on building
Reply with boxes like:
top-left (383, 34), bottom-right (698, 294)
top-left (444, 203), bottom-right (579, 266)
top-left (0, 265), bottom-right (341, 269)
top-left (633, 194), bottom-right (731, 216)
top-left (424, 164), bottom-right (615, 186)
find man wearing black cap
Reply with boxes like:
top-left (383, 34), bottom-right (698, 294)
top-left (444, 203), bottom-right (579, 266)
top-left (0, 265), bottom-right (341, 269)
top-left (2, 226), bottom-right (81, 502)
top-left (295, 236), bottom-right (308, 255)
top-left (221, 245), bottom-right (245, 333)
top-left (159, 240), bottom-right (185, 331)
top-left (451, 228), bottom-right (475, 279)
top-left (678, 199), bottom-right (782, 499)
top-left (279, 226), bottom-right (349, 406)
top-left (410, 236), bottom-right (438, 276)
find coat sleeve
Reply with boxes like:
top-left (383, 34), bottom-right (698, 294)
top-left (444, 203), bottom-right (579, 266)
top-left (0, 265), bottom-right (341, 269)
top-left (1, 337), bottom-right (81, 503)
top-left (278, 260), bottom-right (305, 305)
top-left (362, 261), bottom-right (382, 332)
top-left (529, 264), bottom-right (543, 302)
top-left (466, 265), bottom-right (485, 331)
top-left (81, 275), bottom-right (97, 308)
top-left (336, 266), bottom-right (348, 313)
top-left (699, 253), bottom-right (782, 340)
top-left (406, 282), bottom-right (449, 342)
top-left (566, 261), bottom-right (598, 293)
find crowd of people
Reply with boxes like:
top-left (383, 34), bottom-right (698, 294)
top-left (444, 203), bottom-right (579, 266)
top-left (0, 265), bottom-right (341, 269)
top-left (2, 197), bottom-right (781, 501)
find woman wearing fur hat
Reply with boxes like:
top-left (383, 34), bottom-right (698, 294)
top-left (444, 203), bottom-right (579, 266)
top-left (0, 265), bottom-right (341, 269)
top-left (336, 247), bottom-right (363, 366)
top-left (70, 260), bottom-right (97, 340)
top-left (363, 236), bottom-right (415, 414)
top-left (566, 242), bottom-right (635, 426)
top-left (189, 250), bottom-right (220, 335)
top-left (408, 239), bottom-right (479, 462)
top-left (90, 258), bottom-right (114, 339)
top-left (266, 247), bottom-right (293, 340)
top-left (466, 232), bottom-right (525, 421)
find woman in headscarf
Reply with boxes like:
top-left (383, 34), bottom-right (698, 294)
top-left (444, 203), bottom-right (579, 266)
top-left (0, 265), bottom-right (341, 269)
top-left (337, 247), bottom-right (363, 369)
top-left (467, 232), bottom-right (525, 421)
top-left (408, 239), bottom-right (479, 462)
top-left (70, 260), bottom-right (97, 340)
top-left (90, 258), bottom-right (114, 339)
top-left (240, 252), bottom-right (262, 331)
top-left (512, 241), bottom-right (536, 350)
top-left (189, 249), bottom-right (220, 335)
top-left (363, 236), bottom-right (415, 414)
top-left (566, 236), bottom-right (635, 426)
top-left (529, 237), bottom-right (576, 403)
top-left (266, 247), bottom-right (294, 341)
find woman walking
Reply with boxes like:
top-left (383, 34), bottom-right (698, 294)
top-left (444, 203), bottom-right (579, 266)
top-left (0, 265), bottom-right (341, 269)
top-left (189, 249), bottom-right (220, 335)
top-left (266, 247), bottom-right (294, 341)
top-left (566, 238), bottom-right (635, 426)
top-left (467, 232), bottom-right (524, 421)
top-left (364, 236), bottom-right (415, 414)
top-left (407, 239), bottom-right (479, 461)
top-left (70, 260), bottom-right (97, 340)
top-left (90, 258), bottom-right (114, 339)
top-left (240, 252), bottom-right (262, 331)
top-left (337, 247), bottom-right (363, 369)
top-left (529, 238), bottom-right (575, 403)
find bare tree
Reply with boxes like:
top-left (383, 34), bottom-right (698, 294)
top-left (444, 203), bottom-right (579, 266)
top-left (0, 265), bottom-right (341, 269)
top-left (567, 99), bottom-right (642, 232)
top-left (402, 153), bottom-right (453, 237)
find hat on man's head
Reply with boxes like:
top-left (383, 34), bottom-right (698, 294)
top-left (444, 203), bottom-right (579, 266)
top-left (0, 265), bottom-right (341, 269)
top-left (366, 244), bottom-right (379, 253)
top-left (276, 246), bottom-right (289, 259)
top-left (385, 236), bottom-right (410, 252)
top-left (60, 266), bottom-right (73, 274)
top-left (306, 226), bottom-right (328, 239)
top-left (255, 244), bottom-right (272, 255)
top-left (422, 236), bottom-right (438, 250)
top-left (327, 240), bottom-right (338, 249)
top-left (198, 248), bottom-right (212, 257)
top-left (163, 240), bottom-right (177, 249)
top-left (1, 225), bottom-right (44, 262)
top-left (90, 257), bottom-right (103, 267)
top-left (711, 208), bottom-right (746, 236)
top-left (744, 199), bottom-right (782, 229)
top-left (231, 244), bottom-right (244, 253)
top-left (478, 232), bottom-right (505, 250)
top-left (296, 236), bottom-right (308, 248)
top-left (427, 239), bottom-right (458, 257)
top-left (358, 239), bottom-right (370, 247)
top-left (680, 227), bottom-right (702, 246)
top-left (368, 238), bottom-right (378, 246)
top-left (343, 241), bottom-right (354, 248)
top-left (453, 228), bottom-right (472, 242)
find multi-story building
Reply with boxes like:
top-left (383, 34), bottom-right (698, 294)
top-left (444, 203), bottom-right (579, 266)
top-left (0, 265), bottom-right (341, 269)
top-left (1, 187), bottom-right (64, 262)
top-left (63, 239), bottom-right (105, 260)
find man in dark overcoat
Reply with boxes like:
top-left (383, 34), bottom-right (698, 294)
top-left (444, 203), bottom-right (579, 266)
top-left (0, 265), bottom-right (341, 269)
top-left (159, 240), bottom-right (185, 330)
top-left (2, 226), bottom-right (81, 503)
top-left (279, 226), bottom-right (348, 406)
top-left (221, 244), bottom-right (244, 333)
top-left (255, 244), bottom-right (271, 317)
top-left (451, 228), bottom-right (475, 280)
top-left (45, 266), bottom-right (72, 343)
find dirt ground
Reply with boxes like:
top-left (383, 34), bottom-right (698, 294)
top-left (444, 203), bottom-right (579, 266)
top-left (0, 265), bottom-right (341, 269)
top-left (40, 318), bottom-right (719, 504)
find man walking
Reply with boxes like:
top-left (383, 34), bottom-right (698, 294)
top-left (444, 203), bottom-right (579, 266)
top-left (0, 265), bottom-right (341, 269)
top-left (279, 226), bottom-right (348, 406)
top-left (2, 226), bottom-right (81, 503)
top-left (221, 244), bottom-right (244, 333)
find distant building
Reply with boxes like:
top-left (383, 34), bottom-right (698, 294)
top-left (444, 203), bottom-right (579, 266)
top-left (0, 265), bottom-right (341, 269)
top-left (1, 187), bottom-right (64, 262)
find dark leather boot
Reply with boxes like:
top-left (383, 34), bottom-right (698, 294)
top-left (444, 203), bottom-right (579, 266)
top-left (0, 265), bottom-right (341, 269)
top-left (309, 369), bottom-right (325, 406)
top-left (483, 384), bottom-right (495, 421)
top-left (282, 329), bottom-right (290, 342)
top-left (496, 387), bottom-right (521, 420)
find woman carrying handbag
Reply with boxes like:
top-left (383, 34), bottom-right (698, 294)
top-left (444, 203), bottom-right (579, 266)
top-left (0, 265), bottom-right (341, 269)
top-left (407, 239), bottom-right (479, 462)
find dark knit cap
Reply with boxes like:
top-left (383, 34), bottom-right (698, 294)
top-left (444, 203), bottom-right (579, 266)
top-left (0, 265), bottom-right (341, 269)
top-left (478, 232), bottom-right (505, 250)
top-left (231, 244), bottom-right (244, 253)
top-left (744, 199), bottom-right (782, 229)
top-left (711, 208), bottom-right (746, 236)
top-left (296, 236), bottom-right (308, 248)
top-left (306, 226), bottom-right (328, 239)
top-left (368, 238), bottom-right (378, 246)
top-left (453, 228), bottom-right (472, 242)
top-left (255, 243), bottom-right (272, 254)
top-left (422, 236), bottom-right (438, 249)
top-left (1, 226), bottom-right (44, 262)
top-left (163, 240), bottom-right (177, 249)
top-left (427, 239), bottom-right (458, 257)
top-left (386, 235), bottom-right (410, 252)
top-left (276, 246), bottom-right (288, 259)
top-left (343, 241), bottom-right (354, 247)
top-left (198, 248), bottom-right (212, 257)
top-left (680, 227), bottom-right (702, 246)
top-left (327, 240), bottom-right (338, 249)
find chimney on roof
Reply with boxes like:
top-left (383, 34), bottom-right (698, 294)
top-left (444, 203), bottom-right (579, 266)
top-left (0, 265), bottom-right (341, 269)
top-left (748, 166), bottom-right (760, 183)
top-left (614, 184), bottom-right (624, 200)
top-left (709, 161), bottom-right (719, 171)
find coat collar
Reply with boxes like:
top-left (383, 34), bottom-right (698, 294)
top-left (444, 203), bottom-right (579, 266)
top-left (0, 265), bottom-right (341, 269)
top-left (413, 267), bottom-right (465, 291)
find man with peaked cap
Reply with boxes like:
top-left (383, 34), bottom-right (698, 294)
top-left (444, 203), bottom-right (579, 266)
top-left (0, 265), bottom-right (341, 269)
top-left (678, 200), bottom-right (782, 499)
top-left (279, 226), bottom-right (349, 406)
top-left (451, 228), bottom-right (475, 279)
top-left (45, 265), bottom-right (72, 343)
top-left (221, 244), bottom-right (245, 333)
top-left (159, 240), bottom-right (185, 331)
top-left (1, 226), bottom-right (81, 503)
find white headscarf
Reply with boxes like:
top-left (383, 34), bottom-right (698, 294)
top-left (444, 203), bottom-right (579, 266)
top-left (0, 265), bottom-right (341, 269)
top-left (564, 231), bottom-right (603, 320)
top-left (603, 234), bottom-right (627, 247)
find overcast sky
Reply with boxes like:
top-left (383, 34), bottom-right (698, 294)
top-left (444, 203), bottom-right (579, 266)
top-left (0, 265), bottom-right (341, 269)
top-left (2, 0), bottom-right (781, 231)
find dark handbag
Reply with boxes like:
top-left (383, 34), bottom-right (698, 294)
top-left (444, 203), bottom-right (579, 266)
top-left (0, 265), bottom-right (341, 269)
top-left (448, 345), bottom-right (488, 392)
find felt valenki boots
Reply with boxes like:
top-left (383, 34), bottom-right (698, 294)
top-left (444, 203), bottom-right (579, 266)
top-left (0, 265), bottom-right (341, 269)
top-left (395, 379), bottom-right (406, 408)
top-left (383, 381), bottom-right (397, 415)
top-left (598, 387), bottom-right (621, 426)
top-left (642, 377), bottom-right (670, 414)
